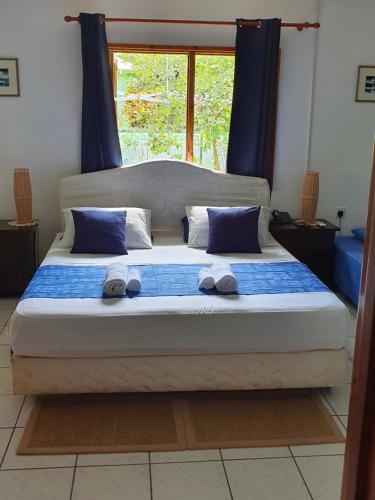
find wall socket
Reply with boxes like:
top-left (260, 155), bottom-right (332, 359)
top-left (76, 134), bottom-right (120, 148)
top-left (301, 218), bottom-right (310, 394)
top-left (336, 207), bottom-right (346, 218)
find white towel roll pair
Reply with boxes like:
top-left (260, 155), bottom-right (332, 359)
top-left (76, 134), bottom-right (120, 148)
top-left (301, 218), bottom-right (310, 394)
top-left (199, 263), bottom-right (238, 293)
top-left (104, 263), bottom-right (141, 296)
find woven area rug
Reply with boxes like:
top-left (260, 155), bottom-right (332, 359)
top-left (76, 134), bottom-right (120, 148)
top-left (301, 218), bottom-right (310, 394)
top-left (17, 390), bottom-right (344, 455)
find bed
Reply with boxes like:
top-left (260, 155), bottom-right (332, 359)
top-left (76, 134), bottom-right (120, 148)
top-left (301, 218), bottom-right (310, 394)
top-left (334, 235), bottom-right (364, 306)
top-left (9, 160), bottom-right (349, 394)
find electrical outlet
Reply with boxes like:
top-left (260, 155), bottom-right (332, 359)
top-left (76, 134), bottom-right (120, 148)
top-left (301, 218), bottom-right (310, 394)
top-left (337, 207), bottom-right (346, 218)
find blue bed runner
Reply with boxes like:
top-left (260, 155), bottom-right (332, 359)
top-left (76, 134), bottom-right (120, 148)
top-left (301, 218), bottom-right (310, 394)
top-left (21, 262), bottom-right (328, 300)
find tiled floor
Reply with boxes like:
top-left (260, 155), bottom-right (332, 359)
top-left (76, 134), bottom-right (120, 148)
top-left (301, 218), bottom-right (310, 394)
top-left (0, 297), bottom-right (356, 500)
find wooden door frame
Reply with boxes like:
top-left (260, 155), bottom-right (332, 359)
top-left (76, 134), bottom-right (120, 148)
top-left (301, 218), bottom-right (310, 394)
top-left (341, 142), bottom-right (375, 499)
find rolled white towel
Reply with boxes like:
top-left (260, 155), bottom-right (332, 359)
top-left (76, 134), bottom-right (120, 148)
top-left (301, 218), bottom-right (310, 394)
top-left (210, 263), bottom-right (238, 293)
top-left (104, 263), bottom-right (128, 296)
top-left (127, 268), bottom-right (142, 292)
top-left (198, 267), bottom-right (215, 290)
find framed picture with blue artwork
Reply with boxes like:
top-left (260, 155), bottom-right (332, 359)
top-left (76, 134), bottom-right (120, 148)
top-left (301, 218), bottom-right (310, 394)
top-left (356, 66), bottom-right (375, 102)
top-left (0, 58), bottom-right (20, 96)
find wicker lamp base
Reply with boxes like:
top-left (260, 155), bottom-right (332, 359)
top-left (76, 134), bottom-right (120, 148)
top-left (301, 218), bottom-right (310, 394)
top-left (13, 168), bottom-right (33, 226)
top-left (300, 171), bottom-right (319, 225)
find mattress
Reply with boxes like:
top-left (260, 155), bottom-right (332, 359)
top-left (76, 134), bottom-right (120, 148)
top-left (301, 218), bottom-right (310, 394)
top-left (9, 233), bottom-right (349, 358)
top-left (334, 236), bottom-right (363, 306)
top-left (12, 350), bottom-right (347, 394)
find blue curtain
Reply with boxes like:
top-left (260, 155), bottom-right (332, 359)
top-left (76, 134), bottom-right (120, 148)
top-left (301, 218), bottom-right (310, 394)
top-left (226, 19), bottom-right (281, 189)
top-left (79, 13), bottom-right (122, 174)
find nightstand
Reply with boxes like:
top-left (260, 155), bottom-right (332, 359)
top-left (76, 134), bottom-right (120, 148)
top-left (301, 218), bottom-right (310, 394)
top-left (269, 219), bottom-right (339, 287)
top-left (0, 221), bottom-right (39, 297)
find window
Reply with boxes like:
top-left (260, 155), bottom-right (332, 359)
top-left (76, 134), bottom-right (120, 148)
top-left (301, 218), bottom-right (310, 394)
top-left (109, 45), bottom-right (235, 171)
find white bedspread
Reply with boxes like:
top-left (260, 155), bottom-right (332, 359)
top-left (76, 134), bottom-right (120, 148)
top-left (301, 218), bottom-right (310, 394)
top-left (9, 233), bottom-right (349, 358)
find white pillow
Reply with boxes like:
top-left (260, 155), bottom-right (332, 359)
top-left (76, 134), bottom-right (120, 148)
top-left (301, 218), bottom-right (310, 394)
top-left (59, 207), bottom-right (152, 249)
top-left (185, 206), bottom-right (274, 248)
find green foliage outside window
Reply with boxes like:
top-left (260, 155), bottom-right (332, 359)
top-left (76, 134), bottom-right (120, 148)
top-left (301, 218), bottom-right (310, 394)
top-left (114, 52), bottom-right (234, 171)
top-left (194, 55), bottom-right (234, 171)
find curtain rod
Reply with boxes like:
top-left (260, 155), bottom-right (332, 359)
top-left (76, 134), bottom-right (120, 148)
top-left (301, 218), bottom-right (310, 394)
top-left (64, 16), bottom-right (320, 31)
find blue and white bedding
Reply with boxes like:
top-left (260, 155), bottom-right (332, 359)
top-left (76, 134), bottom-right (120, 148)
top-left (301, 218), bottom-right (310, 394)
top-left (9, 232), bottom-right (349, 359)
top-left (22, 262), bottom-right (328, 300)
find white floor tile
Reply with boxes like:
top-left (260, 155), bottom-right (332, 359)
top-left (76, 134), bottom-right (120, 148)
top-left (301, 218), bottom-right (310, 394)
top-left (72, 465), bottom-right (150, 500)
top-left (225, 458), bottom-right (311, 500)
top-left (290, 441), bottom-right (344, 457)
top-left (0, 310), bottom-right (12, 327)
top-left (0, 345), bottom-right (11, 367)
top-left (1, 428), bottom-right (76, 470)
top-left (322, 385), bottom-right (351, 416)
top-left (16, 395), bottom-right (35, 427)
top-left (0, 428), bottom-right (12, 463)
top-left (151, 449), bottom-right (220, 463)
top-left (0, 368), bottom-right (12, 395)
top-left (221, 446), bottom-right (291, 460)
top-left (0, 395), bottom-right (24, 428)
top-left (77, 451), bottom-right (149, 467)
top-left (152, 461), bottom-right (231, 500)
top-left (339, 416), bottom-right (348, 429)
top-left (0, 326), bottom-right (9, 345)
top-left (0, 467), bottom-right (74, 500)
top-left (0, 299), bottom-right (18, 310)
top-left (296, 455), bottom-right (344, 500)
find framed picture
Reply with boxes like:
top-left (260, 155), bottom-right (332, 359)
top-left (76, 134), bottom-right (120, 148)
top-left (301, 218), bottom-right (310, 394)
top-left (0, 58), bottom-right (20, 96)
top-left (356, 65), bottom-right (375, 102)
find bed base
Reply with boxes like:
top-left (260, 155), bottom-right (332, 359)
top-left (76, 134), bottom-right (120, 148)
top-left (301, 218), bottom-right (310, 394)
top-left (12, 349), bottom-right (346, 395)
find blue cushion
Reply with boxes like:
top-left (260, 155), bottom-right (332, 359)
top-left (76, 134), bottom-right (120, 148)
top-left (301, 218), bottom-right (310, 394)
top-left (352, 227), bottom-right (365, 241)
top-left (334, 236), bottom-right (363, 306)
top-left (206, 207), bottom-right (261, 254)
top-left (71, 210), bottom-right (127, 255)
top-left (181, 216), bottom-right (189, 243)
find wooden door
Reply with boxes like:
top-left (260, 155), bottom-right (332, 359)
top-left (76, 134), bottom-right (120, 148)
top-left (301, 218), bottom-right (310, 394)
top-left (341, 143), bottom-right (375, 499)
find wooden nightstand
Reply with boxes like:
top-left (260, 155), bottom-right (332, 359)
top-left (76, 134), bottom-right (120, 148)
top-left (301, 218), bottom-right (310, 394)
top-left (0, 221), bottom-right (39, 297)
top-left (269, 219), bottom-right (339, 287)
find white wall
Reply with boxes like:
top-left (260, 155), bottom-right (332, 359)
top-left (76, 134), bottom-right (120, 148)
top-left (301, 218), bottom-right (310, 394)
top-left (0, 0), bottom-right (373, 255)
top-left (310, 0), bottom-right (375, 234)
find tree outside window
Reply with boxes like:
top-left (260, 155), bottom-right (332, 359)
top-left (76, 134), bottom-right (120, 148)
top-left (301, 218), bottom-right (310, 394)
top-left (111, 48), bottom-right (234, 172)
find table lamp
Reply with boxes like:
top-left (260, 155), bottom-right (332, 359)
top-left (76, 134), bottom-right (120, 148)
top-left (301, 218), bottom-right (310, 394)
top-left (300, 170), bottom-right (319, 226)
top-left (9, 168), bottom-right (35, 226)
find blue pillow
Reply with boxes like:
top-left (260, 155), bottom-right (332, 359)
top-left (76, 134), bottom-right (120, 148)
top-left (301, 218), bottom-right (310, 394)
top-left (206, 207), bottom-right (261, 254)
top-left (71, 210), bottom-right (127, 255)
top-left (352, 227), bottom-right (365, 242)
top-left (181, 216), bottom-right (189, 243)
